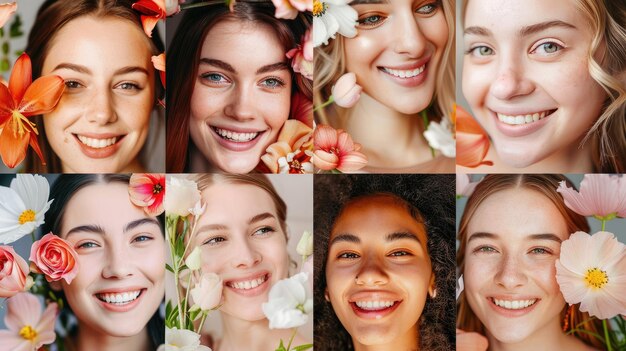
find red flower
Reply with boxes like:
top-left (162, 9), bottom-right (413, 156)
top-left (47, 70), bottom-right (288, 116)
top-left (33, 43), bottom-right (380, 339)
top-left (0, 53), bottom-right (64, 168)
top-left (29, 233), bottom-right (79, 284)
top-left (132, 0), bottom-right (165, 38)
top-left (313, 124), bottom-right (367, 172)
top-left (261, 120), bottom-right (314, 174)
top-left (129, 173), bottom-right (165, 216)
top-left (456, 105), bottom-right (493, 168)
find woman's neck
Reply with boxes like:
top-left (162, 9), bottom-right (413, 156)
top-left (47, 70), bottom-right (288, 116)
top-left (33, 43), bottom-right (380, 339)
top-left (353, 324), bottom-right (419, 351)
top-left (344, 93), bottom-right (433, 169)
top-left (73, 325), bottom-right (151, 351)
top-left (218, 314), bottom-right (307, 351)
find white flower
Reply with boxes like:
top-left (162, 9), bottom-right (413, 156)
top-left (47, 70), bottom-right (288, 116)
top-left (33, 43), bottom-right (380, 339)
top-left (190, 272), bottom-right (223, 311)
top-left (424, 117), bottom-right (456, 158)
top-left (185, 247), bottom-right (202, 271)
top-left (0, 174), bottom-right (52, 244)
top-left (313, 0), bottom-right (358, 47)
top-left (296, 231), bottom-right (313, 258)
top-left (165, 176), bottom-right (201, 217)
top-left (262, 272), bottom-right (313, 329)
top-left (159, 327), bottom-right (212, 351)
top-left (278, 152), bottom-right (314, 174)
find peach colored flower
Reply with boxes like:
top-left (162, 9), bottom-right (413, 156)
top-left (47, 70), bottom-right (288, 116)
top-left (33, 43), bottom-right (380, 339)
top-left (312, 124), bottom-right (367, 172)
top-left (0, 53), bottom-right (64, 168)
top-left (331, 72), bottom-right (361, 108)
top-left (555, 231), bottom-right (626, 319)
top-left (132, 0), bottom-right (165, 37)
top-left (286, 30), bottom-right (312, 80)
top-left (456, 173), bottom-right (480, 198)
top-left (190, 272), bottom-right (223, 311)
top-left (152, 53), bottom-right (165, 87)
top-left (0, 2), bottom-right (17, 28)
top-left (456, 105), bottom-right (493, 168)
top-left (557, 175), bottom-right (626, 220)
top-left (261, 120), bottom-right (313, 174)
top-left (129, 173), bottom-right (165, 216)
top-left (271, 0), bottom-right (312, 19)
top-left (0, 246), bottom-right (28, 298)
top-left (0, 292), bottom-right (57, 351)
top-left (29, 233), bottom-right (79, 284)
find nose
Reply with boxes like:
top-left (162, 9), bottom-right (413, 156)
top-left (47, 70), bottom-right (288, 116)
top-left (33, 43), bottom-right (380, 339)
top-left (355, 255), bottom-right (389, 286)
top-left (86, 87), bottom-right (117, 125)
top-left (102, 245), bottom-right (133, 279)
top-left (489, 58), bottom-right (535, 100)
top-left (392, 12), bottom-right (427, 58)
top-left (231, 237), bottom-right (262, 269)
top-left (494, 253), bottom-right (527, 289)
top-left (223, 84), bottom-right (256, 122)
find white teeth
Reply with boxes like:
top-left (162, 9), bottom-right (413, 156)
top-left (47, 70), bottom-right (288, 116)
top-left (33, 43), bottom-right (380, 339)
top-left (96, 290), bottom-right (141, 305)
top-left (493, 298), bottom-right (537, 310)
top-left (355, 300), bottom-right (395, 310)
top-left (214, 128), bottom-right (258, 142)
top-left (77, 135), bottom-right (118, 148)
top-left (228, 276), bottom-right (266, 290)
top-left (496, 110), bottom-right (553, 125)
top-left (382, 65), bottom-right (425, 78)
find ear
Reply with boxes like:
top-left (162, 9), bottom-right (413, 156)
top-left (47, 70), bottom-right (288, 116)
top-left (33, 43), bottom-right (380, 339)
top-left (49, 280), bottom-right (63, 292)
top-left (324, 288), bottom-right (330, 302)
top-left (428, 274), bottom-right (436, 298)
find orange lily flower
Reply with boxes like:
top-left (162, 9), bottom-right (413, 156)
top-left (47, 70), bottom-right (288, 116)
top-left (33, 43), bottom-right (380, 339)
top-left (132, 0), bottom-right (165, 38)
top-left (456, 105), bottom-right (493, 168)
top-left (152, 53), bottom-right (165, 87)
top-left (261, 120), bottom-right (314, 174)
top-left (0, 53), bottom-right (64, 168)
top-left (313, 124), bottom-right (368, 173)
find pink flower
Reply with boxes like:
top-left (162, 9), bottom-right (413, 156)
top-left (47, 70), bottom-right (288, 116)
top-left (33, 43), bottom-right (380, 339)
top-left (129, 173), bottom-right (165, 216)
top-left (312, 124), bottom-right (367, 172)
top-left (261, 120), bottom-right (314, 174)
top-left (331, 73), bottom-right (362, 108)
top-left (0, 2), bottom-right (16, 28)
top-left (152, 53), bottom-right (165, 88)
top-left (0, 246), bottom-right (29, 298)
top-left (132, 0), bottom-right (165, 37)
top-left (290, 90), bottom-right (313, 128)
top-left (555, 231), bottom-right (626, 319)
top-left (557, 175), bottom-right (626, 220)
top-left (29, 233), bottom-right (79, 284)
top-left (286, 30), bottom-right (313, 80)
top-left (0, 292), bottom-right (57, 351)
top-left (456, 173), bottom-right (480, 198)
top-left (190, 272), bottom-right (223, 311)
top-left (271, 0), bottom-right (312, 19)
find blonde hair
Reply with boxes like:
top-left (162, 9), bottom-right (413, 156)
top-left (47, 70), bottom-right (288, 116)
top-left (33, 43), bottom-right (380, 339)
top-left (456, 174), bottom-right (605, 349)
top-left (314, 0), bottom-right (455, 128)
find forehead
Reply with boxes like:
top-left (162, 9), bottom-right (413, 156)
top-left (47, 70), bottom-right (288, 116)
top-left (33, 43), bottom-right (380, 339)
top-left (200, 183), bottom-right (277, 219)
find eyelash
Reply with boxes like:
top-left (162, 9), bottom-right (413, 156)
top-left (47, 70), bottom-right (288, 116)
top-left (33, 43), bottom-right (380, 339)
top-left (466, 45), bottom-right (494, 57)
top-left (200, 72), bottom-right (230, 85)
top-left (529, 247), bottom-right (553, 255)
top-left (77, 241), bottom-right (99, 249)
top-left (133, 235), bottom-right (153, 243)
top-left (253, 226), bottom-right (276, 236)
top-left (389, 250), bottom-right (412, 257)
top-left (357, 1), bottom-right (440, 28)
top-left (116, 82), bottom-right (142, 90)
top-left (203, 236), bottom-right (226, 246)
top-left (259, 77), bottom-right (286, 89)
top-left (530, 41), bottom-right (564, 55)
top-left (338, 252), bottom-right (360, 259)
top-left (65, 80), bottom-right (83, 89)
top-left (474, 245), bottom-right (498, 254)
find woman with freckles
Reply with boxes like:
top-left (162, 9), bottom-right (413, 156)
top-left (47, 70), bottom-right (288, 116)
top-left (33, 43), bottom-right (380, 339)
top-left (457, 174), bottom-right (606, 351)
top-left (23, 0), bottom-right (165, 173)
top-left (40, 174), bottom-right (165, 351)
top-left (314, 174), bottom-right (455, 350)
top-left (314, 0), bottom-right (455, 173)
top-left (459, 0), bottom-right (626, 173)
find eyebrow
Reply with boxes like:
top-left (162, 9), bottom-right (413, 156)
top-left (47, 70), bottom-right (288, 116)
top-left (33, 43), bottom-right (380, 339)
top-left (386, 231), bottom-right (421, 243)
top-left (330, 231), bottom-right (421, 246)
top-left (200, 58), bottom-right (289, 75)
top-left (66, 218), bottom-right (161, 238)
top-left (465, 20), bottom-right (577, 37)
top-left (468, 232), bottom-right (562, 243)
top-left (53, 63), bottom-right (149, 76)
top-left (330, 233), bottom-right (361, 246)
top-left (350, 0), bottom-right (389, 5)
top-left (124, 218), bottom-right (161, 232)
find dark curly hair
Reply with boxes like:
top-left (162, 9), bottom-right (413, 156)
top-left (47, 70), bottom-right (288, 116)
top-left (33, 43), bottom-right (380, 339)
top-left (313, 174), bottom-right (456, 350)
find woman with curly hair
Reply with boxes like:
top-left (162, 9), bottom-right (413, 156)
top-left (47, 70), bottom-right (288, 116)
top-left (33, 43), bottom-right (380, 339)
top-left (314, 174), bottom-right (455, 350)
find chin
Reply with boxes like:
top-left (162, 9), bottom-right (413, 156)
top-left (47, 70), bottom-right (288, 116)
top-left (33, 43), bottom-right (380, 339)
top-left (495, 145), bottom-right (546, 168)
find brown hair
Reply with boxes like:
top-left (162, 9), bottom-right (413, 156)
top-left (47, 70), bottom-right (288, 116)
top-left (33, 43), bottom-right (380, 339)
top-left (24, 0), bottom-right (165, 173)
top-left (456, 174), bottom-right (605, 348)
top-left (166, 1), bottom-right (311, 172)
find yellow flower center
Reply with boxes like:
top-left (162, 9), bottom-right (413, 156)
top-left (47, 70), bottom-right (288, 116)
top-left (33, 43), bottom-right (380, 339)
top-left (10, 110), bottom-right (38, 138)
top-left (19, 325), bottom-right (37, 341)
top-left (584, 267), bottom-right (608, 290)
top-left (313, 0), bottom-right (326, 16)
top-left (18, 209), bottom-right (36, 224)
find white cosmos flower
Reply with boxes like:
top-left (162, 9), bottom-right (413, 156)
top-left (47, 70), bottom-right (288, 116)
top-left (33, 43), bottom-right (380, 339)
top-left (0, 174), bottom-right (52, 244)
top-left (262, 272), bottom-right (313, 329)
top-left (158, 327), bottom-right (212, 351)
top-left (313, 0), bottom-right (357, 47)
top-left (424, 117), bottom-right (456, 158)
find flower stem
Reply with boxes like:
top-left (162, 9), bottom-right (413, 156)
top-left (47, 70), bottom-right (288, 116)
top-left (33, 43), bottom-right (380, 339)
top-left (182, 270), bottom-right (194, 327)
top-left (313, 96), bottom-right (335, 112)
top-left (601, 220), bottom-right (606, 231)
top-left (197, 311), bottom-right (208, 335)
top-left (603, 319), bottom-right (612, 351)
top-left (286, 328), bottom-right (298, 351)
top-left (30, 230), bottom-right (35, 243)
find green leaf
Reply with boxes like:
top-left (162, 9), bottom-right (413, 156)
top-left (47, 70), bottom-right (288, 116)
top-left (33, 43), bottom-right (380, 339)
top-left (2, 42), bottom-right (9, 55)
top-left (1, 57), bottom-right (9, 72)
top-left (292, 344), bottom-right (313, 351)
top-left (165, 263), bottom-right (174, 273)
top-left (9, 14), bottom-right (23, 38)
top-left (0, 27), bottom-right (4, 38)
top-left (275, 339), bottom-right (287, 351)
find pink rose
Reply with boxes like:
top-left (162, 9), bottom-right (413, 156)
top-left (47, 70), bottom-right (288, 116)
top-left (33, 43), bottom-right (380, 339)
top-left (0, 246), bottom-right (29, 298)
top-left (332, 73), bottom-right (362, 108)
top-left (29, 233), bottom-right (79, 284)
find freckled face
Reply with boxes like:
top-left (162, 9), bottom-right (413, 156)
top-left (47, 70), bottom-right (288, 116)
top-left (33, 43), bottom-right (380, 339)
top-left (462, 0), bottom-right (606, 168)
top-left (344, 0), bottom-right (448, 114)
top-left (189, 20), bottom-right (292, 173)
top-left (42, 16), bottom-right (155, 173)
top-left (325, 196), bottom-right (433, 347)
top-left (464, 188), bottom-right (569, 344)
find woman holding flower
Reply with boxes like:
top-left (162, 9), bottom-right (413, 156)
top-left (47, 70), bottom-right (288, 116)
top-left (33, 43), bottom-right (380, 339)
top-left (166, 1), bottom-right (312, 173)
top-left (456, 174), bottom-right (622, 350)
top-left (314, 0), bottom-right (456, 173)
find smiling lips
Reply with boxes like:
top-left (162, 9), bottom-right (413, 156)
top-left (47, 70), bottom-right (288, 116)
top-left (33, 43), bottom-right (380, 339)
top-left (213, 127), bottom-right (260, 143)
top-left (74, 133), bottom-right (124, 158)
top-left (381, 65), bottom-right (425, 79)
top-left (77, 135), bottom-right (119, 148)
top-left (96, 290), bottom-right (142, 305)
top-left (496, 109), bottom-right (557, 126)
top-left (227, 274), bottom-right (267, 290)
top-left (492, 298), bottom-right (537, 310)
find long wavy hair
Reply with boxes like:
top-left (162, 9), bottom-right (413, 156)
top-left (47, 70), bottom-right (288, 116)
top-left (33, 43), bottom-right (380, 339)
top-left (314, 174), bottom-right (455, 350)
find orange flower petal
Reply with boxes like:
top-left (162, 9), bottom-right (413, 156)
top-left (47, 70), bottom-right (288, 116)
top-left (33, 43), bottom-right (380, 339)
top-left (8, 53), bottom-right (31, 105)
top-left (19, 75), bottom-right (65, 116)
top-left (456, 105), bottom-right (493, 168)
top-left (277, 120), bottom-right (313, 149)
top-left (0, 118), bottom-right (29, 168)
top-left (140, 15), bottom-right (160, 38)
top-left (29, 132), bottom-right (46, 166)
top-left (261, 141), bottom-right (292, 173)
top-left (0, 82), bottom-right (14, 125)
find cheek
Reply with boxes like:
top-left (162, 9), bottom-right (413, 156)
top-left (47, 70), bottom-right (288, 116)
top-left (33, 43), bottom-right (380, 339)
top-left (190, 85), bottom-right (219, 121)
top-left (463, 253), bottom-right (495, 294)
top-left (422, 15), bottom-right (449, 51)
top-left (264, 91), bottom-right (291, 130)
top-left (462, 63), bottom-right (490, 109)
top-left (345, 35), bottom-right (381, 72)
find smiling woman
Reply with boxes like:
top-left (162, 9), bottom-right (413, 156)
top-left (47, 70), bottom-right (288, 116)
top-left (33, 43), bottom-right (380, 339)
top-left (23, 0), bottom-right (165, 173)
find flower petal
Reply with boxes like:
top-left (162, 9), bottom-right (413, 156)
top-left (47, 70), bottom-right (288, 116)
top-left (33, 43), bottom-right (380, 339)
top-left (0, 2), bottom-right (17, 29)
top-left (5, 293), bottom-right (42, 331)
top-left (0, 81), bottom-right (15, 124)
top-left (18, 75), bottom-right (65, 116)
top-left (337, 151), bottom-right (368, 173)
top-left (314, 124), bottom-right (339, 150)
top-left (9, 53), bottom-right (31, 105)
top-left (0, 118), bottom-right (30, 168)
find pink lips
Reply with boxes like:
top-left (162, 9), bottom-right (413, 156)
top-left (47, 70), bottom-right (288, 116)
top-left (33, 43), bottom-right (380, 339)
top-left (378, 56), bottom-right (430, 88)
top-left (74, 133), bottom-right (124, 159)
top-left (350, 300), bottom-right (402, 320)
top-left (210, 126), bottom-right (265, 152)
top-left (94, 288), bottom-right (145, 313)
top-left (491, 109), bottom-right (557, 138)
top-left (224, 272), bottom-right (271, 297)
top-left (487, 296), bottom-right (541, 318)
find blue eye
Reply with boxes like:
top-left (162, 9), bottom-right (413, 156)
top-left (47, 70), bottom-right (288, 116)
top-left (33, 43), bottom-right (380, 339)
top-left (78, 241), bottom-right (99, 249)
top-left (532, 42), bottom-right (563, 55)
top-left (201, 73), bottom-right (229, 85)
top-left (260, 78), bottom-right (284, 89)
top-left (118, 82), bottom-right (141, 90)
top-left (416, 2), bottom-right (439, 15)
top-left (133, 235), bottom-right (152, 243)
top-left (529, 247), bottom-right (552, 255)
top-left (358, 15), bottom-right (385, 27)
